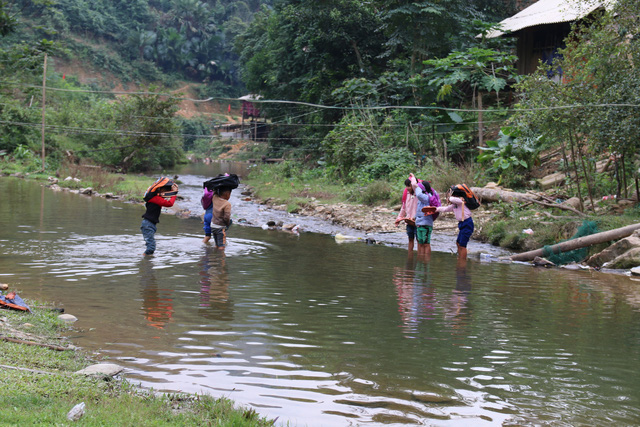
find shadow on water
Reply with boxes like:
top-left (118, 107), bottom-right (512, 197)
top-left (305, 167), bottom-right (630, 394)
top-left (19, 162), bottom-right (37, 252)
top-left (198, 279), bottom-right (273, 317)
top-left (2, 175), bottom-right (640, 426)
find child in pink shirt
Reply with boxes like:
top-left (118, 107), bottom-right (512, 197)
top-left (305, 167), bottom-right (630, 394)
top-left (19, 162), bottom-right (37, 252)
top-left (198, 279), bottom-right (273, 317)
top-left (395, 179), bottom-right (418, 251)
top-left (436, 187), bottom-right (474, 259)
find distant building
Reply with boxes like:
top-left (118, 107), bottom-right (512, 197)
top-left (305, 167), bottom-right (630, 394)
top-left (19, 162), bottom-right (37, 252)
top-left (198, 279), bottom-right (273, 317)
top-left (239, 94), bottom-right (261, 119)
top-left (487, 0), bottom-right (608, 76)
top-left (238, 94), bottom-right (268, 141)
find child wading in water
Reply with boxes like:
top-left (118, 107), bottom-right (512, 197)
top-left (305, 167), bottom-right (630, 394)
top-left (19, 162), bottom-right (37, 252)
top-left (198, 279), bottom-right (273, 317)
top-left (141, 177), bottom-right (178, 256)
top-left (436, 186), bottom-right (474, 260)
top-left (394, 178), bottom-right (418, 252)
top-left (409, 173), bottom-right (436, 258)
top-left (202, 186), bottom-right (233, 249)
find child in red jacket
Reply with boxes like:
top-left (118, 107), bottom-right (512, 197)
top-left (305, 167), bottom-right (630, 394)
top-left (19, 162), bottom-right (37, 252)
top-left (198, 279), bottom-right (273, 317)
top-left (141, 179), bottom-right (178, 256)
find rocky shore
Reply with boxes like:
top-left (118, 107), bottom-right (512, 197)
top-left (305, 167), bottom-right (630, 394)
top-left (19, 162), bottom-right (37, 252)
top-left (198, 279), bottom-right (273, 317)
top-left (244, 185), bottom-right (495, 236)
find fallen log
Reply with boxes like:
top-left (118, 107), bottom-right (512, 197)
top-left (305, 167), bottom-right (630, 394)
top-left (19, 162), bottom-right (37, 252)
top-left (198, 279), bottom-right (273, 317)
top-left (471, 187), bottom-right (586, 216)
top-left (510, 223), bottom-right (640, 262)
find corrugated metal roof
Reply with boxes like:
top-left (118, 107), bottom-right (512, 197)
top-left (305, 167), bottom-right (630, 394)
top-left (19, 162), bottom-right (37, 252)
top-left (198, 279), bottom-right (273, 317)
top-left (486, 0), bottom-right (605, 38)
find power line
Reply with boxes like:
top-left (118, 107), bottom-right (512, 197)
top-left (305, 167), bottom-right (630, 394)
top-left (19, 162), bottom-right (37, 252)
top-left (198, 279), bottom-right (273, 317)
top-left (4, 81), bottom-right (640, 112)
top-left (0, 119), bottom-right (489, 141)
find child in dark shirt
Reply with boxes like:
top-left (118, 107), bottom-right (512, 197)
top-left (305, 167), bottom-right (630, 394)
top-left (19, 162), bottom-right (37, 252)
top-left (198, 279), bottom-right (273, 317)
top-left (141, 180), bottom-right (178, 256)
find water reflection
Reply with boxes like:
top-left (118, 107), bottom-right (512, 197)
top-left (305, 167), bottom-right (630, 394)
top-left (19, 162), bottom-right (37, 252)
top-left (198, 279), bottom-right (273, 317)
top-left (393, 254), bottom-right (475, 339)
top-left (393, 252), bottom-right (436, 339)
top-left (444, 258), bottom-right (472, 333)
top-left (198, 246), bottom-right (233, 321)
top-left (139, 259), bottom-right (174, 330)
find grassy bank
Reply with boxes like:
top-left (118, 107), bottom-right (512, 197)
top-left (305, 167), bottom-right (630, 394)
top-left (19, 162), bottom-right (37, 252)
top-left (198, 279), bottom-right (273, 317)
top-left (0, 158), bottom-right (158, 201)
top-left (0, 299), bottom-right (274, 425)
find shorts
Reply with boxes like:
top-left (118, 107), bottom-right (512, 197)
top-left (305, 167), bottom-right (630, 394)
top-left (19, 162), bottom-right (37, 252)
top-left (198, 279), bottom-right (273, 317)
top-left (457, 217), bottom-right (474, 248)
top-left (406, 224), bottom-right (417, 240)
top-left (416, 225), bottom-right (432, 245)
top-left (211, 227), bottom-right (226, 248)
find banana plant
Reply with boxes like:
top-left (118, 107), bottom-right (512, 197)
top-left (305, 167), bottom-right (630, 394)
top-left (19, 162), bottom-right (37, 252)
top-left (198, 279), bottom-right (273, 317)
top-left (477, 126), bottom-right (541, 185)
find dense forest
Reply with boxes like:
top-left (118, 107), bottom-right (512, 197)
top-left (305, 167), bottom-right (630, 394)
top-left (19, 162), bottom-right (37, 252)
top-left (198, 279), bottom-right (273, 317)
top-left (1, 0), bottom-right (639, 209)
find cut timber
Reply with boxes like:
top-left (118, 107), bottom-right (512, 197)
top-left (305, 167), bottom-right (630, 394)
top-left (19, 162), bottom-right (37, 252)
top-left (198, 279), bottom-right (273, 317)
top-left (471, 187), bottom-right (586, 216)
top-left (538, 172), bottom-right (566, 190)
top-left (510, 223), bottom-right (640, 262)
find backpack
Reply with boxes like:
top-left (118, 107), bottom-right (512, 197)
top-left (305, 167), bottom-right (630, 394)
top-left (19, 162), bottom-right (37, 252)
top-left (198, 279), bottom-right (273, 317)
top-left (143, 177), bottom-right (175, 202)
top-left (201, 191), bottom-right (213, 210)
top-left (203, 173), bottom-right (240, 191)
top-left (429, 188), bottom-right (442, 220)
top-left (450, 184), bottom-right (480, 210)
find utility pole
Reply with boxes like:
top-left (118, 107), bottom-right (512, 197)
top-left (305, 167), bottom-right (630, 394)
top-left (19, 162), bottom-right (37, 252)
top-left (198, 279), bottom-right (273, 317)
top-left (41, 53), bottom-right (47, 172)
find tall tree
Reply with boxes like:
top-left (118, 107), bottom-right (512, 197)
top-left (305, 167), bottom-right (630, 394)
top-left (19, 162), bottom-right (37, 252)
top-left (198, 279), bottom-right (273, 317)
top-left (238, 0), bottom-right (385, 104)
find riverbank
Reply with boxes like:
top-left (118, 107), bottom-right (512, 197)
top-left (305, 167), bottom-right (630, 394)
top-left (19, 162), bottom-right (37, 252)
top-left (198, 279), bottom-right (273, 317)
top-left (0, 295), bottom-right (274, 425)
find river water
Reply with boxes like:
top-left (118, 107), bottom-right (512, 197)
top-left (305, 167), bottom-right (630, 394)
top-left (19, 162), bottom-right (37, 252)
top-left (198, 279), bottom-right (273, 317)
top-left (1, 164), bottom-right (640, 426)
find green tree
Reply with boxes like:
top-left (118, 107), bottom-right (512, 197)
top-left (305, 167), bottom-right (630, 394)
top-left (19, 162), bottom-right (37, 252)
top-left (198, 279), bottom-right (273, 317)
top-left (238, 0), bottom-right (385, 104)
top-left (0, 0), bottom-right (17, 36)
top-left (93, 93), bottom-right (182, 172)
top-left (515, 0), bottom-right (640, 204)
top-left (424, 34), bottom-right (517, 146)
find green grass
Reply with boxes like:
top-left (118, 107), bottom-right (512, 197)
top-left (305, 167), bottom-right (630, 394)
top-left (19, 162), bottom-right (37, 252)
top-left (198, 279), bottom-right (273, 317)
top-left (245, 163), bottom-right (349, 211)
top-left (0, 303), bottom-right (276, 426)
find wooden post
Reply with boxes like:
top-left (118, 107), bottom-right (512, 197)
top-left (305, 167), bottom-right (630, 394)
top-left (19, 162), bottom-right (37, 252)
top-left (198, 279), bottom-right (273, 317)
top-left (477, 90), bottom-right (484, 147)
top-left (41, 53), bottom-right (47, 172)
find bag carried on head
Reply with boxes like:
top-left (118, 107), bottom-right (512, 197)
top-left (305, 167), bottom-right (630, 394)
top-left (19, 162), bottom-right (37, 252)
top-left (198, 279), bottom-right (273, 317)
top-left (450, 184), bottom-right (480, 210)
top-left (144, 177), bottom-right (176, 202)
top-left (203, 173), bottom-right (240, 191)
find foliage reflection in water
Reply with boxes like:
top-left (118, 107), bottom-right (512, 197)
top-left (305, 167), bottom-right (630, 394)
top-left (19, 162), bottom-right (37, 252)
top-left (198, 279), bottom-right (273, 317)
top-left (1, 176), bottom-right (640, 426)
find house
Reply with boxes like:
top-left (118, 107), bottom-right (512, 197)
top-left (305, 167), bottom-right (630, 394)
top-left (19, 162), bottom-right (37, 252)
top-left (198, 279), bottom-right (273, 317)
top-left (487, 0), bottom-right (608, 76)
top-left (238, 94), bottom-right (268, 141)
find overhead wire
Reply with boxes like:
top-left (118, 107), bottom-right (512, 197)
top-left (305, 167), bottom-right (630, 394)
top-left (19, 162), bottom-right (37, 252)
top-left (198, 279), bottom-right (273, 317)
top-left (4, 80), bottom-right (640, 112)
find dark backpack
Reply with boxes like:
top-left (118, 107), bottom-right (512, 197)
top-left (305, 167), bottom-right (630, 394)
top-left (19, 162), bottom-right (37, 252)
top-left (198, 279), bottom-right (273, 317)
top-left (450, 184), bottom-right (480, 210)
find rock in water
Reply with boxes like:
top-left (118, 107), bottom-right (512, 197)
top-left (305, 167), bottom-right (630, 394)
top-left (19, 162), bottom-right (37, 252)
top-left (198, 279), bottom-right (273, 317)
top-left (631, 266), bottom-right (640, 276)
top-left (533, 256), bottom-right (555, 267)
top-left (58, 314), bottom-right (78, 322)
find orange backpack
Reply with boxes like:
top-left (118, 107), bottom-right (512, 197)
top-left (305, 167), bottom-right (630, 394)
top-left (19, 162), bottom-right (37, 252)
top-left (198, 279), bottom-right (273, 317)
top-left (143, 177), bottom-right (175, 202)
top-left (450, 184), bottom-right (480, 210)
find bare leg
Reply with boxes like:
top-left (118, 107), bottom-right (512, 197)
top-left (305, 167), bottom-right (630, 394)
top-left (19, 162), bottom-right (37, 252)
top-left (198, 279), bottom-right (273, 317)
top-left (203, 236), bottom-right (211, 243)
top-left (408, 237), bottom-right (415, 252)
top-left (457, 243), bottom-right (467, 260)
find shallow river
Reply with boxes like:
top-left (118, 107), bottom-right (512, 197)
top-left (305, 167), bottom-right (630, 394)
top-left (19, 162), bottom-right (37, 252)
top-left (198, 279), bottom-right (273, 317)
top-left (1, 165), bottom-right (640, 426)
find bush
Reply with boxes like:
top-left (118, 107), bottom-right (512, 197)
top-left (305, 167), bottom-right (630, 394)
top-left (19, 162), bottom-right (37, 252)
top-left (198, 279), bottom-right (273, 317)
top-left (358, 148), bottom-right (415, 181)
top-left (347, 180), bottom-right (394, 206)
top-left (414, 158), bottom-right (480, 194)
